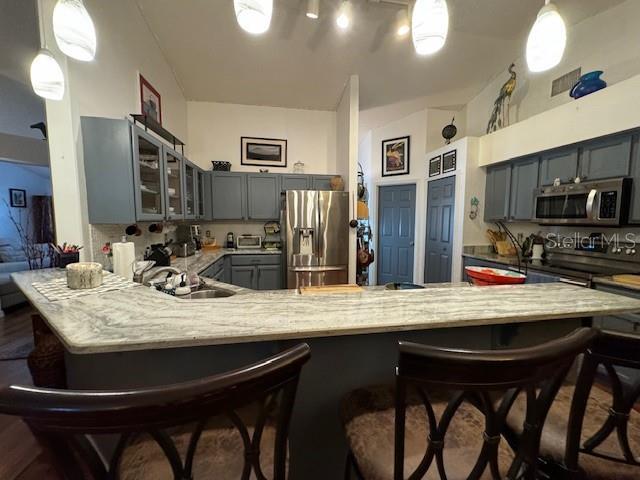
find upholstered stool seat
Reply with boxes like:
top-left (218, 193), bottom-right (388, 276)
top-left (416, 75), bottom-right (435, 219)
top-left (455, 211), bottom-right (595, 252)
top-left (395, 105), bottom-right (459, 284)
top-left (120, 423), bottom-right (280, 479)
top-left (507, 384), bottom-right (640, 479)
top-left (342, 385), bottom-right (516, 480)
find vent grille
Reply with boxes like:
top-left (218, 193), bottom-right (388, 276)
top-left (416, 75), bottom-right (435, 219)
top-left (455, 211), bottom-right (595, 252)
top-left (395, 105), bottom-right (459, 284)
top-left (551, 68), bottom-right (582, 97)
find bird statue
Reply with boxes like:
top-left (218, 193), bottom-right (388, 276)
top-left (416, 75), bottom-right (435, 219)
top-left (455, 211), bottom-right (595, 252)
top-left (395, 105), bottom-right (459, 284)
top-left (487, 63), bottom-right (517, 134)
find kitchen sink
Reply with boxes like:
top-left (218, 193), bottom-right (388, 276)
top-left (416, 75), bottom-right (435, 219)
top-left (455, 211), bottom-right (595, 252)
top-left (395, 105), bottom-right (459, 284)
top-left (187, 286), bottom-right (236, 299)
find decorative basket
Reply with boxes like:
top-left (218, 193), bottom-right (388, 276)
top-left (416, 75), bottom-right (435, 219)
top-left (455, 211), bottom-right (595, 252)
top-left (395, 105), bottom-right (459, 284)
top-left (211, 161), bottom-right (232, 171)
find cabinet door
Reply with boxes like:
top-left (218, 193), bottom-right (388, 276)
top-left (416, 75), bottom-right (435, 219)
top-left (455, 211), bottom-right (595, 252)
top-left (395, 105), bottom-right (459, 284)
top-left (509, 156), bottom-right (540, 221)
top-left (211, 172), bottom-right (247, 220)
top-left (484, 164), bottom-right (511, 222)
top-left (579, 134), bottom-right (632, 181)
top-left (133, 127), bottom-right (166, 221)
top-left (247, 174), bottom-right (280, 220)
top-left (281, 174), bottom-right (310, 191)
top-left (231, 265), bottom-right (255, 289)
top-left (164, 148), bottom-right (184, 220)
top-left (184, 161), bottom-right (197, 220)
top-left (196, 169), bottom-right (211, 221)
top-left (311, 175), bottom-right (333, 190)
top-left (257, 265), bottom-right (281, 290)
top-left (539, 147), bottom-right (578, 186)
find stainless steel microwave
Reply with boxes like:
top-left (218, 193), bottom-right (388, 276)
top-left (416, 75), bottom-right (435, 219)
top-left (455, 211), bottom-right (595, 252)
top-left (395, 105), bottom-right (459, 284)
top-left (533, 177), bottom-right (631, 226)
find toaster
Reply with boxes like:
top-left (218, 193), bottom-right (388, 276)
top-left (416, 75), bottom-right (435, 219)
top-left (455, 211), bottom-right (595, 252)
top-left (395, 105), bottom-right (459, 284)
top-left (236, 235), bottom-right (262, 249)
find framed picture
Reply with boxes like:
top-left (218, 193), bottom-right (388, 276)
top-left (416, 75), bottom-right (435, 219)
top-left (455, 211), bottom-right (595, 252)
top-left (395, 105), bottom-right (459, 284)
top-left (443, 149), bottom-right (457, 173)
top-left (139, 74), bottom-right (162, 125)
top-left (9, 189), bottom-right (26, 208)
top-left (241, 137), bottom-right (287, 168)
top-left (382, 136), bottom-right (410, 176)
top-left (428, 156), bottom-right (442, 177)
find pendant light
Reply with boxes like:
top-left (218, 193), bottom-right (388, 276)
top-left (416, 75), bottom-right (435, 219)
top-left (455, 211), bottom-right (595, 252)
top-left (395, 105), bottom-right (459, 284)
top-left (336, 1), bottom-right (352, 30)
top-left (31, 0), bottom-right (64, 100)
top-left (526, 0), bottom-right (566, 73)
top-left (234, 0), bottom-right (273, 35)
top-left (412, 0), bottom-right (449, 55)
top-left (52, 0), bottom-right (96, 62)
top-left (306, 0), bottom-right (319, 19)
top-left (396, 8), bottom-right (410, 37)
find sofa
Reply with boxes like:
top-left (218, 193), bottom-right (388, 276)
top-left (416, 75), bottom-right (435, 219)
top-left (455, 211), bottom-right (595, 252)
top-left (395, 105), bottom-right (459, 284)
top-left (0, 261), bottom-right (29, 317)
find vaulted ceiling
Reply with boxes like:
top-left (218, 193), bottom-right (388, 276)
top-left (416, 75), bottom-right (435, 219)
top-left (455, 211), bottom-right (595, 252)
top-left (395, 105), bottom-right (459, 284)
top-left (134, 0), bottom-right (623, 110)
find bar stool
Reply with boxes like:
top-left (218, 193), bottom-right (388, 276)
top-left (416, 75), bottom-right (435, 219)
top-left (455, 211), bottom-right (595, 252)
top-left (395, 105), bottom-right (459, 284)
top-left (506, 330), bottom-right (640, 479)
top-left (341, 328), bottom-right (596, 480)
top-left (0, 343), bottom-right (310, 480)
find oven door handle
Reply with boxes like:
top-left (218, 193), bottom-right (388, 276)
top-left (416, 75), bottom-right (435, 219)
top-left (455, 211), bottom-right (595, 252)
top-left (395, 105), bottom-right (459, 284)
top-left (558, 277), bottom-right (589, 288)
top-left (586, 189), bottom-right (598, 220)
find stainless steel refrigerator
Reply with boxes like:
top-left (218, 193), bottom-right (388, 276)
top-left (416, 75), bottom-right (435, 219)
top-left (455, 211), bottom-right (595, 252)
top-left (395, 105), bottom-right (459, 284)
top-left (282, 190), bottom-right (349, 288)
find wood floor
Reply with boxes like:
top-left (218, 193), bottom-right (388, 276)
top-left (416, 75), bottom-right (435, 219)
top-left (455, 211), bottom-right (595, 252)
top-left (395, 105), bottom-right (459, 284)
top-left (0, 304), bottom-right (61, 480)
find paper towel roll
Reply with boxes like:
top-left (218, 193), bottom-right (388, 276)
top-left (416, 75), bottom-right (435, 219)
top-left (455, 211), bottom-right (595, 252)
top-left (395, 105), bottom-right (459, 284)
top-left (112, 238), bottom-right (135, 280)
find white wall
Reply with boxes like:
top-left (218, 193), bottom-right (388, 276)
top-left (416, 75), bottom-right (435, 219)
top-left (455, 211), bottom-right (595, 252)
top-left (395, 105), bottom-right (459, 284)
top-left (466, 0), bottom-right (640, 137)
top-left (187, 102), bottom-right (337, 173)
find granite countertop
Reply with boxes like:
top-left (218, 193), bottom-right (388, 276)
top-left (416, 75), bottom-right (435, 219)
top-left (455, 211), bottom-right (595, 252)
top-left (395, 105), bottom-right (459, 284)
top-left (12, 269), bottom-right (640, 355)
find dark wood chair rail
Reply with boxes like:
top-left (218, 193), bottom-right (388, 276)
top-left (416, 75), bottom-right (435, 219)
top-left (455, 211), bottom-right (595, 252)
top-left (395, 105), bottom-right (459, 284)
top-left (0, 342), bottom-right (311, 480)
top-left (564, 330), bottom-right (640, 478)
top-left (394, 327), bottom-right (597, 480)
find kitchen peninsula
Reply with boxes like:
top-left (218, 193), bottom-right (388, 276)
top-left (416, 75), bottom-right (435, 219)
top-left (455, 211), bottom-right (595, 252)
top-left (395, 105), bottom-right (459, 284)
top-left (12, 268), bottom-right (640, 479)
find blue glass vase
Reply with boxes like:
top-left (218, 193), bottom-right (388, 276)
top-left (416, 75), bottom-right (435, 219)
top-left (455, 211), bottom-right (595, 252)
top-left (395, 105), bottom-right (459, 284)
top-left (570, 71), bottom-right (607, 99)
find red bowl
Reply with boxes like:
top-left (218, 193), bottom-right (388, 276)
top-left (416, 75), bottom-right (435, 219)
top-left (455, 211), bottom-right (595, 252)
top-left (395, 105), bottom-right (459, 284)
top-left (465, 266), bottom-right (526, 286)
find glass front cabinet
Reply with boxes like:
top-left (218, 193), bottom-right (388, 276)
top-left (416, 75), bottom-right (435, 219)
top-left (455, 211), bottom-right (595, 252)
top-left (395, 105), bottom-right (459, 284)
top-left (196, 168), bottom-right (207, 220)
top-left (132, 127), bottom-right (166, 221)
top-left (164, 148), bottom-right (185, 221)
top-left (184, 161), bottom-right (197, 220)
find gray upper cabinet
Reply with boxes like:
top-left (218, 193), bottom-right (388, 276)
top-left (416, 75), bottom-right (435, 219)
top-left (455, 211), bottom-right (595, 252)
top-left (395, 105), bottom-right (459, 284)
top-left (133, 126), bottom-right (166, 222)
top-left (629, 135), bottom-right (640, 223)
top-left (539, 147), bottom-right (579, 186)
top-left (579, 134), bottom-right (632, 181)
top-left (211, 172), bottom-right (247, 220)
top-left (82, 117), bottom-right (137, 224)
top-left (247, 174), bottom-right (280, 220)
top-left (164, 148), bottom-right (185, 221)
top-left (281, 174), bottom-right (310, 191)
top-left (183, 161), bottom-right (197, 220)
top-left (311, 175), bottom-right (333, 190)
top-left (484, 164), bottom-right (511, 222)
top-left (509, 156), bottom-right (539, 221)
top-left (197, 169), bottom-right (212, 221)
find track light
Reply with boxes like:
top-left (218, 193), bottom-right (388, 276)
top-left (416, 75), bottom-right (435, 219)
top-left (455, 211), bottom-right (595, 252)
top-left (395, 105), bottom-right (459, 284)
top-left (233, 0), bottom-right (273, 35)
top-left (336, 1), bottom-right (352, 30)
top-left (52, 0), bottom-right (97, 62)
top-left (526, 0), bottom-right (566, 72)
top-left (412, 0), bottom-right (449, 55)
top-left (396, 8), bottom-right (410, 37)
top-left (306, 0), bottom-right (319, 19)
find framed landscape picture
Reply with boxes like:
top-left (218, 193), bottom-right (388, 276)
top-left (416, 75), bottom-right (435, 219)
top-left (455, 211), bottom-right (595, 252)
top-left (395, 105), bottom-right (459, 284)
top-left (241, 137), bottom-right (287, 168)
top-left (382, 136), bottom-right (410, 176)
top-left (9, 188), bottom-right (26, 208)
top-left (139, 74), bottom-right (162, 125)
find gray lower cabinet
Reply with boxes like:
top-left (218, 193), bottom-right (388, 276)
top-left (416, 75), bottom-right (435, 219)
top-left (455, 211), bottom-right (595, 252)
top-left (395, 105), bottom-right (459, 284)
top-left (211, 172), bottom-right (247, 220)
top-left (281, 174), bottom-right (311, 191)
top-left (230, 265), bottom-right (255, 289)
top-left (539, 147), bottom-right (578, 186)
top-left (593, 284), bottom-right (640, 334)
top-left (509, 156), bottom-right (539, 221)
top-left (247, 174), bottom-right (280, 220)
top-left (578, 133), bottom-right (632, 181)
top-left (311, 175), bottom-right (333, 190)
top-left (257, 265), bottom-right (281, 290)
top-left (484, 164), bottom-right (511, 222)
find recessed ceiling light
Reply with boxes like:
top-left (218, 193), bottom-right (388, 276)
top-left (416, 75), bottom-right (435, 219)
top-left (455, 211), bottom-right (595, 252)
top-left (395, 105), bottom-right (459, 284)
top-left (234, 0), bottom-right (273, 35)
top-left (526, 0), bottom-right (567, 72)
top-left (412, 0), bottom-right (449, 55)
top-left (306, 0), bottom-right (319, 19)
top-left (336, 1), bottom-right (352, 30)
top-left (52, 0), bottom-right (97, 62)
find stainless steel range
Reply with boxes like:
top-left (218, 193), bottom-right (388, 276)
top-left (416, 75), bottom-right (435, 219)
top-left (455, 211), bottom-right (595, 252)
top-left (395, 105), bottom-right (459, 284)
top-left (529, 233), bottom-right (640, 286)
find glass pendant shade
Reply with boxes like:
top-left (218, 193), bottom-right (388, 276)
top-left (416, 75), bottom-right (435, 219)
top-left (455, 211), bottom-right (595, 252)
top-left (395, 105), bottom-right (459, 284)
top-left (412, 0), bottom-right (449, 55)
top-left (234, 0), bottom-right (273, 34)
top-left (53, 0), bottom-right (97, 61)
top-left (30, 49), bottom-right (65, 100)
top-left (526, 2), bottom-right (566, 73)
